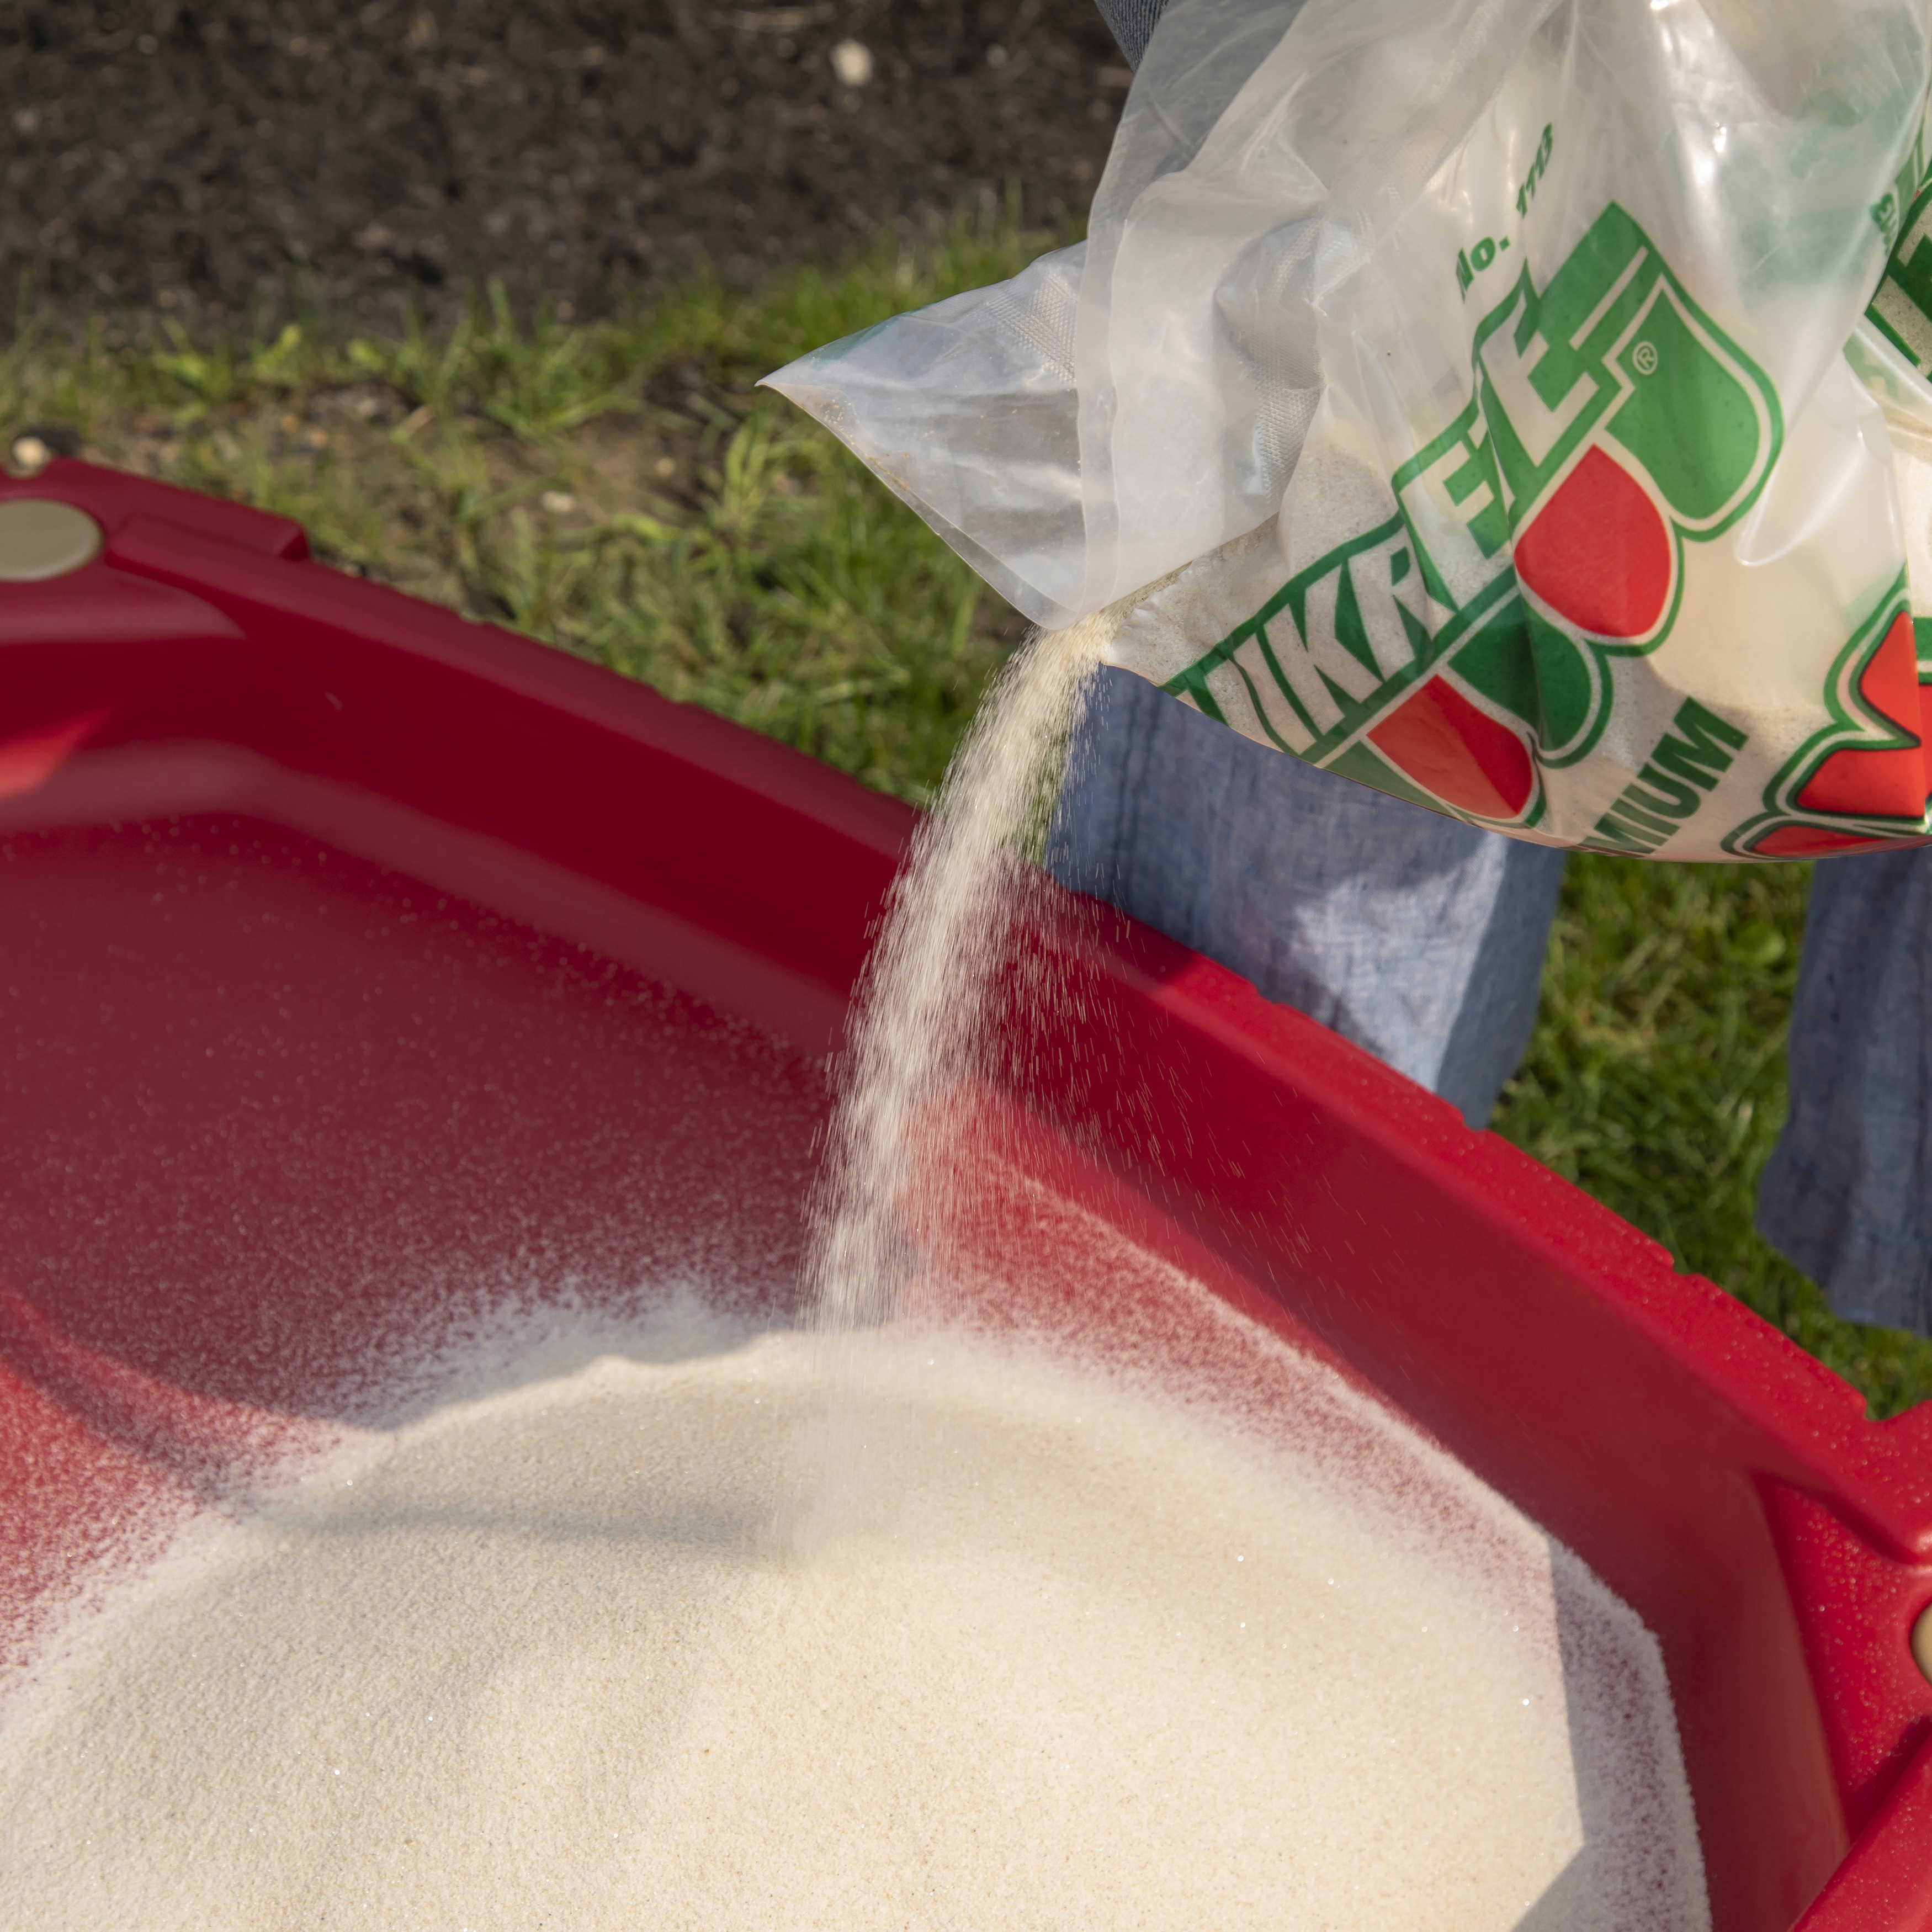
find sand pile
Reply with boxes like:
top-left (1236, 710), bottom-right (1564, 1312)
top-left (0, 1285), bottom-right (1706, 1931)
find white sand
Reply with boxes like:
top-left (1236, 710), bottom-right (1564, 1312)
top-left (0, 1287), bottom-right (1707, 1932)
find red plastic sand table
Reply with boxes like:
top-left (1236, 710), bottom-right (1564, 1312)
top-left (0, 463), bottom-right (1928, 1929)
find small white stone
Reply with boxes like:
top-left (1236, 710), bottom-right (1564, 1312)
top-left (830, 39), bottom-right (873, 87)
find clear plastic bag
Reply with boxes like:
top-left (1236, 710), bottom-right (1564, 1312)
top-left (767, 0), bottom-right (1932, 859)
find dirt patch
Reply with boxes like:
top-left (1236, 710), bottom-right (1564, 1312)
top-left (3, 0), bottom-right (1126, 325)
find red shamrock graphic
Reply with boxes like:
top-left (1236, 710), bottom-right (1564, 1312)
top-left (1366, 675), bottom-right (1535, 820)
top-left (1511, 445), bottom-right (1674, 642)
top-left (1752, 824), bottom-right (1903, 857)
top-left (1752, 612), bottom-right (1932, 856)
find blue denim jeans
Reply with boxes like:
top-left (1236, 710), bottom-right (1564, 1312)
top-left (1756, 853), bottom-right (1932, 1334)
top-left (1049, 668), bottom-right (1932, 1336)
top-left (1049, 670), bottom-right (1567, 1127)
top-left (1092, 0), bottom-right (1168, 64)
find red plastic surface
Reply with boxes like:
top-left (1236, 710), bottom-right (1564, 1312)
top-left (2, 461), bottom-right (1930, 1930)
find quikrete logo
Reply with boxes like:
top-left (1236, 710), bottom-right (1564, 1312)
top-left (1164, 200), bottom-right (1784, 830)
top-left (1584, 700), bottom-right (1747, 854)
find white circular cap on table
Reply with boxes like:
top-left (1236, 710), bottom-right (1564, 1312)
top-left (0, 498), bottom-right (103, 581)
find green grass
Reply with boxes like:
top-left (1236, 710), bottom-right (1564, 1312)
top-left (7, 210), bottom-right (1931, 1413)
top-left (1, 201), bottom-right (1061, 804)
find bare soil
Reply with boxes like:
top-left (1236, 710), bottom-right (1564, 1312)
top-left (3, 0), bottom-right (1126, 325)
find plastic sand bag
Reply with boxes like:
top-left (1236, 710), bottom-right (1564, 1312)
top-left (767, 0), bottom-right (1932, 859)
